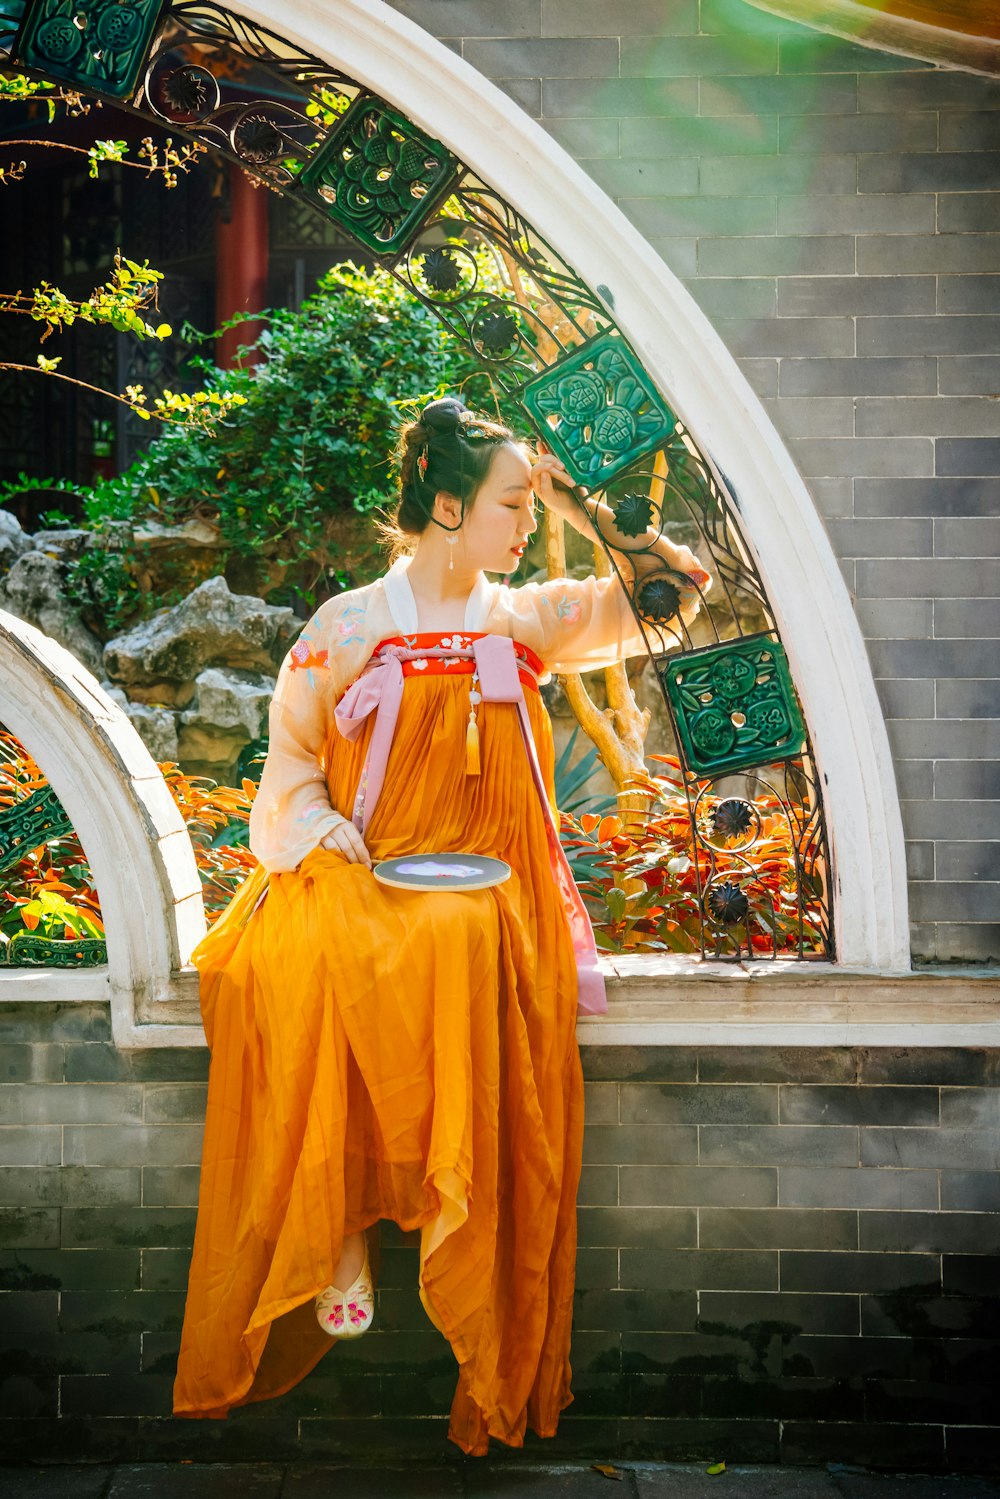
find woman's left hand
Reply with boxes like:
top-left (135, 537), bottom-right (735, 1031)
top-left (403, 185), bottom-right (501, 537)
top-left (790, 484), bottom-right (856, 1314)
top-left (530, 451), bottom-right (577, 514)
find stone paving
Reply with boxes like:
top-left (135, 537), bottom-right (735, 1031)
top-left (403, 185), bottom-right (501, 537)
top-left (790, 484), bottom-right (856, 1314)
top-left (2, 1464), bottom-right (999, 1499)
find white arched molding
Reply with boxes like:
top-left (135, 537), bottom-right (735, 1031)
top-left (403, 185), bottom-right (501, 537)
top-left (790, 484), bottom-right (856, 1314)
top-left (0, 612), bottom-right (207, 1048)
top-left (230, 0), bottom-right (909, 972)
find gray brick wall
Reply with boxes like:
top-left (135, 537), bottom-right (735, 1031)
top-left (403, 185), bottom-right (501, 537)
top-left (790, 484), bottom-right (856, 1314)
top-left (0, 1004), bottom-right (997, 1469)
top-left (386, 0), bottom-right (1000, 964)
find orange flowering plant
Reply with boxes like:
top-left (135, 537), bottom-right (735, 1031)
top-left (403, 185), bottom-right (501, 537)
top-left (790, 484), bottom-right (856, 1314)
top-left (0, 730), bottom-right (256, 947)
top-left (558, 754), bottom-right (827, 958)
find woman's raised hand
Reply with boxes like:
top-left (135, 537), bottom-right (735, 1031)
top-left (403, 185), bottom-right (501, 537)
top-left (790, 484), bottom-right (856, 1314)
top-left (319, 813), bottom-right (373, 868)
top-left (529, 450), bottom-right (577, 515)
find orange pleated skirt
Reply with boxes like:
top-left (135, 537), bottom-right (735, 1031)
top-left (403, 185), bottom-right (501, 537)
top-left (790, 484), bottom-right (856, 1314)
top-left (172, 652), bottom-right (585, 1455)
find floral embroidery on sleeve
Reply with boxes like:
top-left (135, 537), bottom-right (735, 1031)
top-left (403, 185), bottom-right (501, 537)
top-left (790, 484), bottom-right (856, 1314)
top-left (288, 636), bottom-right (330, 688)
top-left (555, 595), bottom-right (582, 622)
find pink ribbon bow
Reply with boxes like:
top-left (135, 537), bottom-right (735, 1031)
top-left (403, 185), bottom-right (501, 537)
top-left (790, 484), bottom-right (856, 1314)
top-left (334, 635), bottom-right (607, 1016)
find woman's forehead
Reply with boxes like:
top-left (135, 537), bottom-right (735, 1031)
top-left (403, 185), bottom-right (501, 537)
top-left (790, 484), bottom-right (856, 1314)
top-left (489, 442), bottom-right (532, 488)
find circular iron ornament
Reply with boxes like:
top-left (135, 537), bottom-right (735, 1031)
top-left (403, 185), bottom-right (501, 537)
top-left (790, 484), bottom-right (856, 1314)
top-left (615, 492), bottom-right (655, 538)
top-left (704, 878), bottom-right (750, 927)
top-left (700, 795), bottom-right (762, 852)
top-left (421, 247), bottom-right (463, 293)
top-left (145, 57), bottom-right (221, 124)
top-left (232, 111), bottom-right (285, 165)
top-left (636, 575), bottom-right (682, 625)
top-left (411, 241), bottom-right (480, 302)
top-left (470, 304), bottom-right (520, 359)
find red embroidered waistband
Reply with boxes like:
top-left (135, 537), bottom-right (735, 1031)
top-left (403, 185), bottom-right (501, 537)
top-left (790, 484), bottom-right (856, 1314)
top-left (371, 633), bottom-right (544, 693)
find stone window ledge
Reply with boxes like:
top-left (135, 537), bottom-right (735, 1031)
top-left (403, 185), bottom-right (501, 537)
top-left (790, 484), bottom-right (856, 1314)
top-left (1, 957), bottom-right (997, 1048)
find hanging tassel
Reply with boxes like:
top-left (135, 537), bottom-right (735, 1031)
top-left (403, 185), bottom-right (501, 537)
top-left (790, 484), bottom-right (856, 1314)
top-left (465, 707), bottom-right (480, 775)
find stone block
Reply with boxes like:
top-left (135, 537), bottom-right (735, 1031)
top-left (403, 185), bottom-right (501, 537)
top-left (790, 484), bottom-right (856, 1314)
top-left (0, 1127), bottom-right (61, 1166)
top-left (875, 679), bottom-right (936, 718)
top-left (541, 75), bottom-right (699, 117)
top-left (857, 599), bottom-right (934, 638)
top-left (625, 115), bottom-right (777, 156)
top-left (699, 1125), bottom-right (859, 1166)
top-left (857, 558), bottom-right (998, 598)
top-left (935, 600), bottom-right (1000, 637)
top-left (860, 153), bottom-right (1000, 194)
top-left (391, 0), bottom-right (540, 35)
top-left (61, 1207), bottom-right (196, 1249)
top-left (778, 276), bottom-right (934, 317)
top-left (827, 519), bottom-right (933, 557)
top-left (700, 73), bottom-right (857, 116)
top-left (778, 194), bottom-right (935, 235)
top-left (935, 842), bottom-right (1000, 881)
top-left (0, 1084), bottom-right (143, 1127)
top-left (700, 154), bottom-right (857, 195)
top-left (62, 1125), bottom-right (204, 1168)
top-left (859, 1210), bottom-right (1000, 1256)
top-left (936, 682), bottom-right (1000, 719)
top-left (463, 36), bottom-right (617, 76)
top-left (620, 1247), bottom-right (778, 1290)
top-left (861, 1128), bottom-right (1000, 1171)
top-left (778, 1166), bottom-right (938, 1210)
top-left (699, 235), bottom-right (855, 278)
top-left (0, 1209), bottom-right (59, 1248)
top-left (713, 316), bottom-right (855, 357)
top-left (858, 476), bottom-right (1000, 516)
top-left (858, 315), bottom-right (1000, 356)
top-left (781, 1249), bottom-right (941, 1293)
top-left (947, 1169), bottom-right (1000, 1217)
top-left (619, 1083), bottom-right (778, 1125)
top-left (779, 1086), bottom-right (939, 1127)
top-left (858, 397), bottom-right (1000, 438)
top-left (542, 0), bottom-right (698, 35)
top-left (620, 1165), bottom-right (777, 1207)
top-left (790, 438), bottom-right (933, 478)
top-left (583, 1125), bottom-right (698, 1164)
top-left (938, 275), bottom-right (1000, 315)
top-left (941, 354), bottom-right (1000, 396)
top-left (699, 1207), bottom-right (859, 1251)
top-left (541, 115), bottom-right (619, 157)
top-left (941, 185), bottom-right (1000, 231)
top-left (700, 1288), bottom-right (859, 1335)
top-left (781, 357), bottom-right (937, 397)
top-left (620, 34), bottom-right (778, 77)
top-left (577, 1205), bottom-right (697, 1247)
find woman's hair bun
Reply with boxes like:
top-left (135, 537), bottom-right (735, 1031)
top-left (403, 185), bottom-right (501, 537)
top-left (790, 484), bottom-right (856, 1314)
top-left (420, 396), bottom-right (467, 435)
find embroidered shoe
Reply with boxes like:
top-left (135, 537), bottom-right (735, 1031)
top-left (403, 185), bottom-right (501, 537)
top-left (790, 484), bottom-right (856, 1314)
top-left (315, 1242), bottom-right (375, 1339)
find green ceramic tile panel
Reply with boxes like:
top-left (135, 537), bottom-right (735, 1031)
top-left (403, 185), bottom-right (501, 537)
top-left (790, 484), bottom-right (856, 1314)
top-left (662, 635), bottom-right (807, 776)
top-left (300, 96), bottom-right (458, 255)
top-left (519, 332), bottom-right (678, 486)
top-left (17, 0), bottom-right (164, 98)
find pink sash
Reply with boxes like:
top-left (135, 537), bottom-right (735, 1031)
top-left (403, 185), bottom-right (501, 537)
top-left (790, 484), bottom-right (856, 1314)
top-left (333, 635), bottom-right (607, 1016)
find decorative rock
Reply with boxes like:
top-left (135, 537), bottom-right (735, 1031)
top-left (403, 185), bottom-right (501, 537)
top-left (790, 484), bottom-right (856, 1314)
top-left (100, 681), bottom-right (179, 762)
top-left (103, 575), bottom-right (299, 686)
top-left (0, 508), bottom-right (31, 574)
top-left (0, 551), bottom-right (105, 675)
top-left (180, 667), bottom-right (275, 740)
top-left (28, 527), bottom-right (91, 560)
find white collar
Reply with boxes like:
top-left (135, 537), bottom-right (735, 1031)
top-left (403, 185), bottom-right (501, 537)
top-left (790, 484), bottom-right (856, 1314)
top-left (381, 554), bottom-right (495, 634)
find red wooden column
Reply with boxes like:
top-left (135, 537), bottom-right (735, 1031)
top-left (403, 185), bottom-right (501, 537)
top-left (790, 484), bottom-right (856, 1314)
top-left (215, 164), bottom-right (269, 369)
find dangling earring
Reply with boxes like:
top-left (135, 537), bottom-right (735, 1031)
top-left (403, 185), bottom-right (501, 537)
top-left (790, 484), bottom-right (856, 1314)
top-left (446, 534), bottom-right (458, 572)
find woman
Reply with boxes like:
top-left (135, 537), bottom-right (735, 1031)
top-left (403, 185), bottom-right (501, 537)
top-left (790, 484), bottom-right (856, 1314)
top-left (172, 397), bottom-right (707, 1454)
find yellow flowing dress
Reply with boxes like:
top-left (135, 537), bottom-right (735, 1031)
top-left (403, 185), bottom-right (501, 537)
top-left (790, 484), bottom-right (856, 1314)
top-left (172, 555), bottom-right (694, 1454)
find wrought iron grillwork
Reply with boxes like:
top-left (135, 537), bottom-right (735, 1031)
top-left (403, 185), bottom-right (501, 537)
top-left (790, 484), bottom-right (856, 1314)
top-left (3, 0), bottom-right (833, 960)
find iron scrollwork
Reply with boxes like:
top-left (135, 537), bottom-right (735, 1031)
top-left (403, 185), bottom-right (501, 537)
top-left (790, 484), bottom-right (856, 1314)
top-left (3, 0), bottom-right (834, 963)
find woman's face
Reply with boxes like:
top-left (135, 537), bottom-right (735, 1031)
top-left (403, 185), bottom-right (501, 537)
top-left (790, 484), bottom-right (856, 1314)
top-left (437, 441), bottom-right (538, 576)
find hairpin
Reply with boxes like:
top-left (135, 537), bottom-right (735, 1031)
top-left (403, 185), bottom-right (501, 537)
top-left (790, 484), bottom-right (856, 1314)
top-left (416, 447), bottom-right (428, 480)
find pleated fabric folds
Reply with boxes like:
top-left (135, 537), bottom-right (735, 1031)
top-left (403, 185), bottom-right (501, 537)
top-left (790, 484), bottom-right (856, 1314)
top-left (172, 663), bottom-right (585, 1454)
